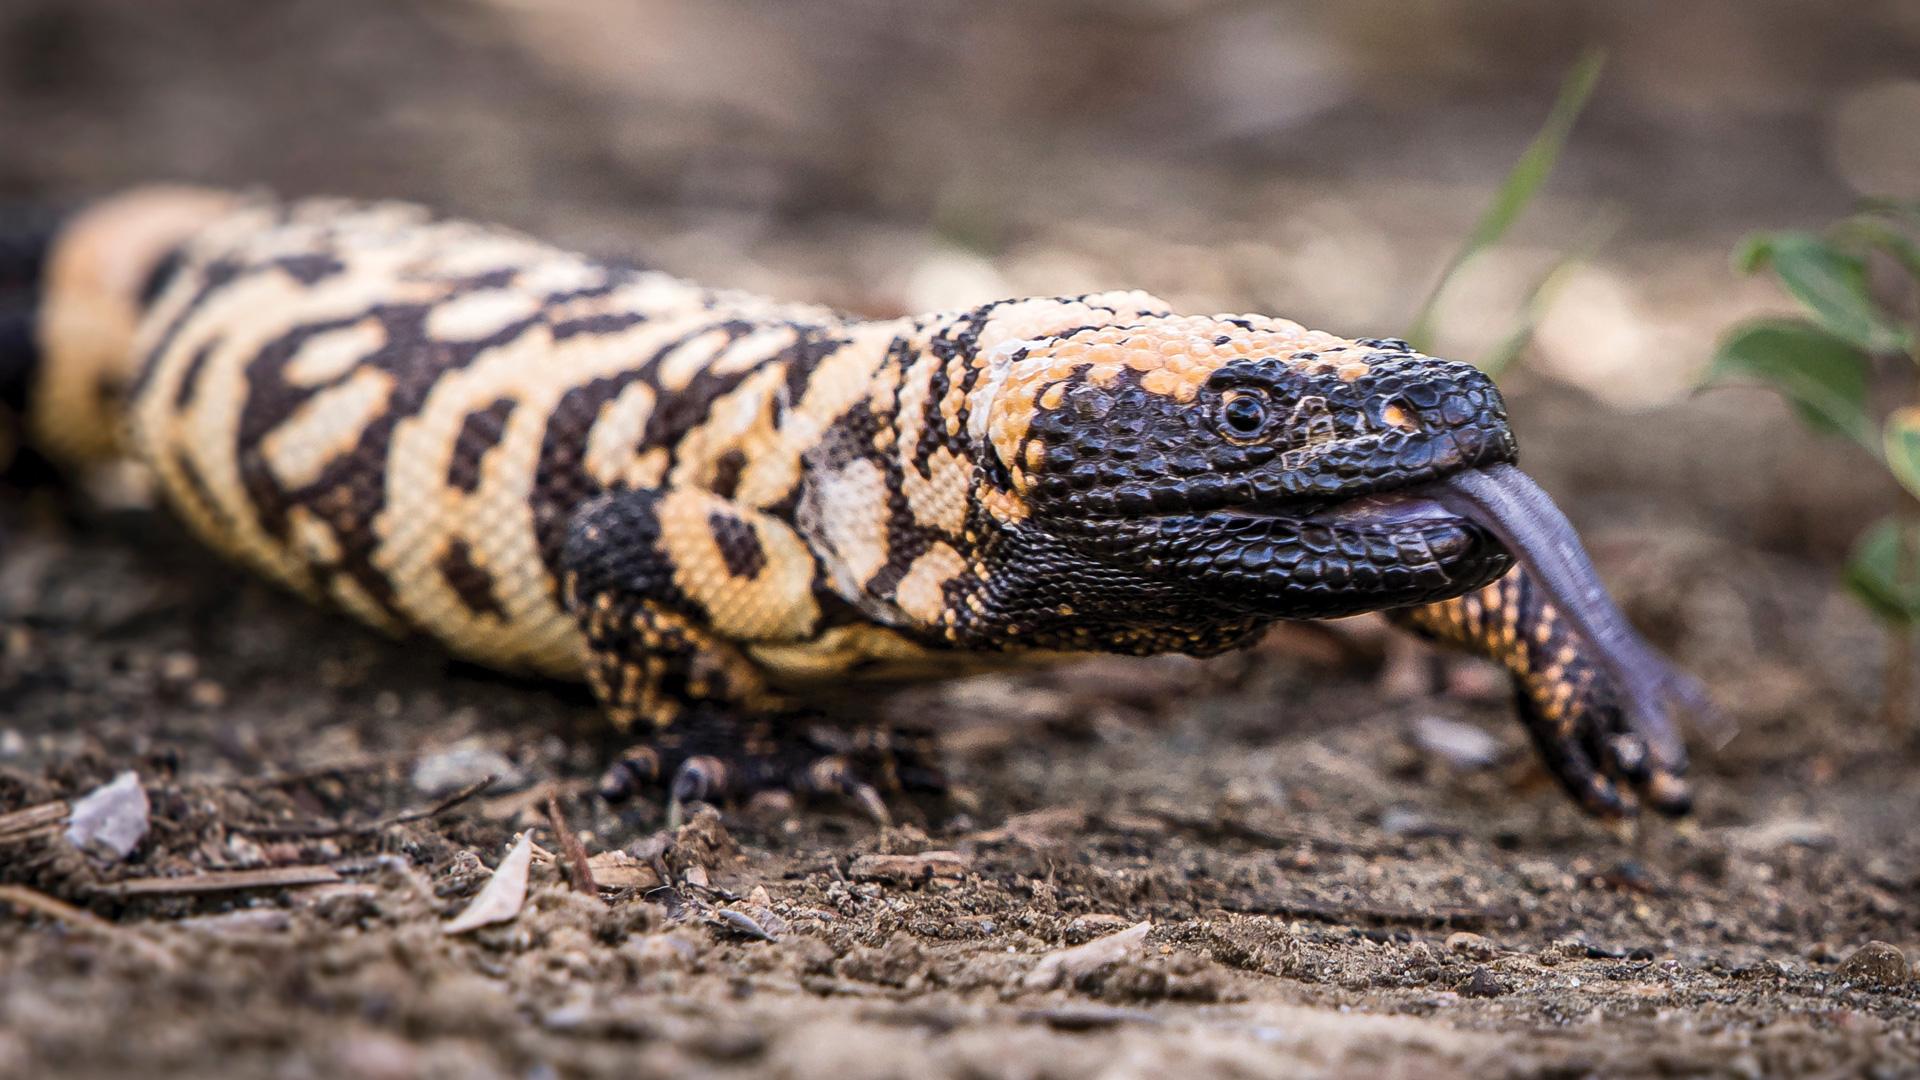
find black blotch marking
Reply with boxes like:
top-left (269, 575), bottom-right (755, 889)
top-left (710, 448), bottom-right (747, 500)
top-left (708, 510), bottom-right (766, 579)
top-left (636, 319), bottom-right (759, 451)
top-left (439, 267), bottom-right (518, 291)
top-left (438, 538), bottom-right (508, 619)
top-left (559, 488), bottom-right (696, 619)
top-left (91, 372), bottom-right (124, 414)
top-left (169, 449), bottom-right (238, 539)
top-left (865, 395), bottom-right (934, 599)
top-left (127, 257), bottom-right (239, 402)
top-left (917, 330), bottom-right (957, 476)
top-left (777, 327), bottom-right (850, 417)
top-left (137, 246), bottom-right (184, 309)
top-left (227, 313), bottom-right (380, 542)
top-left (532, 369), bottom-right (653, 572)
top-left (448, 397), bottom-right (517, 494)
top-left (247, 298), bottom-right (555, 623)
top-left (532, 313), bottom-right (763, 568)
top-left (273, 253), bottom-right (346, 286)
top-left (172, 336), bottom-right (220, 408)
top-left (551, 312), bottom-right (647, 340)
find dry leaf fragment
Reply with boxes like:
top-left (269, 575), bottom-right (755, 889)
top-left (1019, 920), bottom-right (1151, 990)
top-left (444, 832), bottom-right (535, 935)
top-left (583, 851), bottom-right (662, 891)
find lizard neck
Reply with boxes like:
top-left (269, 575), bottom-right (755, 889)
top-left (794, 291), bottom-right (1180, 648)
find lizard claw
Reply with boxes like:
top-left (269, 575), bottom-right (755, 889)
top-left (597, 713), bottom-right (944, 828)
top-left (667, 755), bottom-right (732, 829)
top-left (804, 756), bottom-right (893, 828)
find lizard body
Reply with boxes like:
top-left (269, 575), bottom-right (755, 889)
top-left (1, 187), bottom-right (1693, 819)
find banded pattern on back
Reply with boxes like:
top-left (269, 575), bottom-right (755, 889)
top-left (116, 197), bottom-right (852, 675)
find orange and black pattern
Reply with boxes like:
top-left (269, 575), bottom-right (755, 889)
top-left (11, 186), bottom-right (1677, 819)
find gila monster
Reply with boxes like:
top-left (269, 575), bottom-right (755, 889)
top-left (0, 186), bottom-right (1704, 822)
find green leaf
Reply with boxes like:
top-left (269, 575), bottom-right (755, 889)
top-left (1859, 196), bottom-right (1920, 227)
top-left (1829, 215), bottom-right (1920, 284)
top-left (1406, 48), bottom-right (1604, 353)
top-left (1736, 230), bottom-right (1912, 354)
top-left (1846, 517), bottom-right (1920, 625)
top-left (1706, 318), bottom-right (1876, 449)
top-left (1889, 408), bottom-right (1920, 500)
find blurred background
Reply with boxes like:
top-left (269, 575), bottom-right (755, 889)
top-left (3, 0), bottom-right (1918, 568)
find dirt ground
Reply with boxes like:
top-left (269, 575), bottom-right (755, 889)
top-left (6, 3), bottom-right (1920, 1078)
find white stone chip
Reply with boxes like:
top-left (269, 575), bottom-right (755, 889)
top-left (65, 771), bottom-right (150, 861)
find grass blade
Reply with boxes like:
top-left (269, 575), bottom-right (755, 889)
top-left (1476, 217), bottom-right (1618, 375)
top-left (1407, 47), bottom-right (1604, 353)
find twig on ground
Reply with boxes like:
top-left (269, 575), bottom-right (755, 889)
top-left (100, 865), bottom-right (342, 896)
top-left (0, 800), bottom-right (69, 843)
top-left (232, 774), bottom-right (495, 838)
top-left (545, 792), bottom-right (597, 896)
top-left (0, 882), bottom-right (116, 931)
top-left (0, 883), bottom-right (177, 966)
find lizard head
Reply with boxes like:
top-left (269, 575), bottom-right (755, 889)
top-left (970, 313), bottom-right (1517, 635)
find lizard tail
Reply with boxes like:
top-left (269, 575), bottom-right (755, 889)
top-left (7, 186), bottom-right (235, 467)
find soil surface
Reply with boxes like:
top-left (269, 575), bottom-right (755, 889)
top-left (5, 3), bottom-right (1920, 1078)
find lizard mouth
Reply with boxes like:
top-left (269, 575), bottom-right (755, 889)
top-left (1299, 488), bottom-right (1464, 531)
top-left (1147, 478), bottom-right (1509, 622)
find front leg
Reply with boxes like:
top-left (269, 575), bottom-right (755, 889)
top-left (562, 486), bottom-right (789, 727)
top-left (559, 487), bottom-right (942, 822)
top-left (1389, 567), bottom-right (1693, 819)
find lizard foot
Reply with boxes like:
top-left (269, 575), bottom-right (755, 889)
top-left (596, 710), bottom-right (947, 827)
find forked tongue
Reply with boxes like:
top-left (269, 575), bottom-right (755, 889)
top-left (1424, 463), bottom-right (1721, 771)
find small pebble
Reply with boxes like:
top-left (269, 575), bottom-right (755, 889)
top-left (1410, 714), bottom-right (1502, 769)
top-left (1837, 942), bottom-right (1909, 989)
top-left (1446, 931), bottom-right (1498, 961)
top-left (177, 909), bottom-right (293, 935)
top-left (715, 909), bottom-right (777, 942)
top-left (65, 771), bottom-right (150, 861)
top-left (411, 741), bottom-right (524, 796)
top-left (1536, 939), bottom-right (1584, 967)
top-left (1378, 806), bottom-right (1434, 837)
top-left (1460, 966), bottom-right (1507, 998)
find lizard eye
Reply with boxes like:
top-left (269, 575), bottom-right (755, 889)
top-left (1219, 391), bottom-right (1269, 437)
